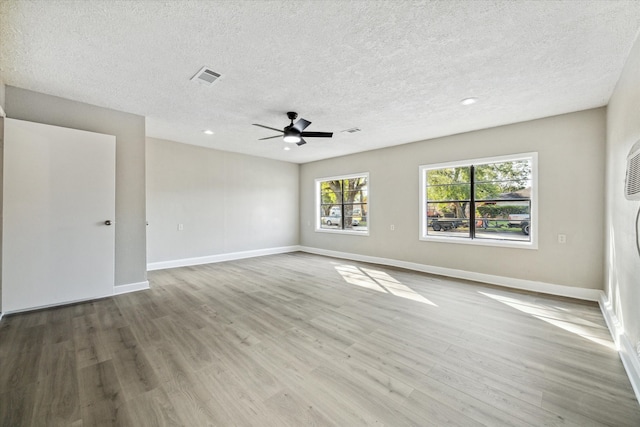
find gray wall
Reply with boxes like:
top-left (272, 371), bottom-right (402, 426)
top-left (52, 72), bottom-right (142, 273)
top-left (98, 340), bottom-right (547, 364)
top-left (0, 78), bottom-right (5, 112)
top-left (0, 80), bottom-right (4, 313)
top-left (0, 117), bottom-right (3, 313)
top-left (605, 31), bottom-right (640, 353)
top-left (301, 108), bottom-right (606, 290)
top-left (4, 86), bottom-right (147, 287)
top-left (146, 137), bottom-right (299, 264)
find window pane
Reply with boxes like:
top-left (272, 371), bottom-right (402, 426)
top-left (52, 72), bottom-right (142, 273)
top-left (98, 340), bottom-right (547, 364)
top-left (474, 200), bottom-right (531, 242)
top-left (352, 203), bottom-right (368, 230)
top-left (321, 180), bottom-right (341, 206)
top-left (342, 177), bottom-right (368, 202)
top-left (474, 160), bottom-right (531, 199)
top-left (340, 203), bottom-right (368, 230)
top-left (425, 202), bottom-right (470, 238)
top-left (320, 204), bottom-right (342, 229)
top-left (427, 167), bottom-right (470, 185)
top-left (475, 179), bottom-right (531, 201)
top-left (427, 183), bottom-right (470, 201)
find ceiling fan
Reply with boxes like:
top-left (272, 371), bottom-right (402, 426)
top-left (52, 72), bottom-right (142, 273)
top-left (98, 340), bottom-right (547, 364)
top-left (252, 112), bottom-right (333, 146)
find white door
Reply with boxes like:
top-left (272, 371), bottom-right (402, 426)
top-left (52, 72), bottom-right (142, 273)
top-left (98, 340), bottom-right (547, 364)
top-left (3, 118), bottom-right (116, 312)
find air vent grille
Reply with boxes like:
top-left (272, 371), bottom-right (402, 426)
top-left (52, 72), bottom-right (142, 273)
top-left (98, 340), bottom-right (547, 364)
top-left (626, 140), bottom-right (640, 201)
top-left (342, 127), bottom-right (361, 133)
top-left (191, 67), bottom-right (221, 86)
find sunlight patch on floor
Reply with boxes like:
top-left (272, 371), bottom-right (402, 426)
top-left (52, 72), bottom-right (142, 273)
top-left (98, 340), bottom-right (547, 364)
top-left (334, 265), bottom-right (387, 293)
top-left (335, 265), bottom-right (437, 306)
top-left (479, 291), bottom-right (615, 350)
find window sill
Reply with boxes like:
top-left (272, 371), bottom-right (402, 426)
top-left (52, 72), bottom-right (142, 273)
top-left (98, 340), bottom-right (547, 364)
top-left (315, 228), bottom-right (370, 236)
top-left (419, 234), bottom-right (537, 249)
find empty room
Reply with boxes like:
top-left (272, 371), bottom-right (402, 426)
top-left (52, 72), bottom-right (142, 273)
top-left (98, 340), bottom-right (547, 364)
top-left (1, 0), bottom-right (640, 425)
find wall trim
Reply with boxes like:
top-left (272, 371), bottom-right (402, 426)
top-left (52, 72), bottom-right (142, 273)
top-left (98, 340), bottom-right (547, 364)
top-left (147, 245), bottom-right (301, 271)
top-left (0, 281), bottom-right (150, 320)
top-left (1, 291), bottom-right (115, 316)
top-left (599, 293), bottom-right (640, 404)
top-left (113, 280), bottom-right (149, 295)
top-left (298, 246), bottom-right (602, 301)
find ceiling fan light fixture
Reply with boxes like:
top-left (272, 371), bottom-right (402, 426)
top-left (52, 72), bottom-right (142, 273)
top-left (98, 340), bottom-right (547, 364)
top-left (283, 127), bottom-right (301, 143)
top-left (283, 135), bottom-right (301, 143)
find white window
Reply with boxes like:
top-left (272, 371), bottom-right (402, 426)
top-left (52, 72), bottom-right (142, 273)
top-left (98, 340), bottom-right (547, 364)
top-left (316, 173), bottom-right (369, 235)
top-left (420, 153), bottom-right (537, 248)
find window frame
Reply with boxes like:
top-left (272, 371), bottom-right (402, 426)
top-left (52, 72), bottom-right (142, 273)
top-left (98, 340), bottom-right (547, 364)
top-left (315, 172), bottom-right (370, 236)
top-left (419, 153), bottom-right (538, 249)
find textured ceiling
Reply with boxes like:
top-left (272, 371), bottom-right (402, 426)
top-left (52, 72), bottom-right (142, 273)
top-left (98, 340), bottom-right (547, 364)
top-left (2, 1), bottom-right (640, 164)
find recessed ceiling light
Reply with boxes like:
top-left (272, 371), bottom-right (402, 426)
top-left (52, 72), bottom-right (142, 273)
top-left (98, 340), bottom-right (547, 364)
top-left (203, 130), bottom-right (214, 135)
top-left (460, 97), bottom-right (478, 106)
top-left (284, 146), bottom-right (291, 151)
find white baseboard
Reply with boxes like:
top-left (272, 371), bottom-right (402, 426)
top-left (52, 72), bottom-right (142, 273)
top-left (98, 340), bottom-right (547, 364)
top-left (298, 246), bottom-right (602, 301)
top-left (2, 291), bottom-right (115, 316)
top-left (113, 280), bottom-right (149, 295)
top-left (599, 293), bottom-right (640, 404)
top-left (147, 245), bottom-right (301, 271)
top-left (0, 281), bottom-right (150, 320)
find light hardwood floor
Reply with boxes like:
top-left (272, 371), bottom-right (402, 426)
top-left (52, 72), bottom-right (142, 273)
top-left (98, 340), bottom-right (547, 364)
top-left (1, 252), bottom-right (639, 426)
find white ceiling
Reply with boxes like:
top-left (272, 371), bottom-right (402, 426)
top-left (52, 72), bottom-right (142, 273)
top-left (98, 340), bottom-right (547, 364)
top-left (2, 1), bottom-right (640, 164)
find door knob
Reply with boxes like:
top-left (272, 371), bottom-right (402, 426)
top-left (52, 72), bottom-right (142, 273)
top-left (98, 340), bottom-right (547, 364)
top-left (104, 220), bottom-right (112, 226)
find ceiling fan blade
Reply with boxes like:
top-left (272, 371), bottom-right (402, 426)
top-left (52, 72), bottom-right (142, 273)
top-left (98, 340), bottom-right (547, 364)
top-left (300, 131), bottom-right (333, 138)
top-left (258, 135), bottom-right (282, 141)
top-left (293, 118), bottom-right (311, 132)
top-left (252, 124), bottom-right (284, 133)
top-left (296, 138), bottom-right (307, 146)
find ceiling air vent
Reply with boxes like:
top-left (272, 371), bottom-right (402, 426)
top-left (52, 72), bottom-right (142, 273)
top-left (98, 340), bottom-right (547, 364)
top-left (625, 140), bottom-right (640, 201)
top-left (191, 66), bottom-right (221, 86)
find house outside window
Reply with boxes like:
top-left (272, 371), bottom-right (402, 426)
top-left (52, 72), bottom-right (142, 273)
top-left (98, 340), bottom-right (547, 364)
top-left (420, 153), bottom-right (537, 248)
top-left (316, 173), bottom-right (369, 234)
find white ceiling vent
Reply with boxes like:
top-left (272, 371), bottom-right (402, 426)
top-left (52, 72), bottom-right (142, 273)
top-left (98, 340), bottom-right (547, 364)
top-left (191, 66), bottom-right (221, 86)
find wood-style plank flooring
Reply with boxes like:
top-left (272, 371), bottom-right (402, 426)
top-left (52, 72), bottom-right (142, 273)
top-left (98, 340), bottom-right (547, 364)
top-left (1, 252), bottom-right (639, 426)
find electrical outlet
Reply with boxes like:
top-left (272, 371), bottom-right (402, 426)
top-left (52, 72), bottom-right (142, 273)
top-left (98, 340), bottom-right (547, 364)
top-left (390, 224), bottom-right (395, 231)
top-left (558, 234), bottom-right (566, 244)
top-left (178, 223), bottom-right (184, 231)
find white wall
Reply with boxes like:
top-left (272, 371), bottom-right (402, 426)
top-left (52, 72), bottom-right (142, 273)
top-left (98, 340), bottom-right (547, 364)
top-left (4, 86), bottom-right (147, 288)
top-left (146, 137), bottom-right (299, 265)
top-left (606, 31), bottom-right (640, 362)
top-left (301, 108), bottom-right (606, 291)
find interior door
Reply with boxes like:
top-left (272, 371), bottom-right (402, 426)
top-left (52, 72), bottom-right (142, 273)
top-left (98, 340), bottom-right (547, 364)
top-left (3, 118), bottom-right (116, 312)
